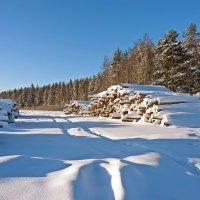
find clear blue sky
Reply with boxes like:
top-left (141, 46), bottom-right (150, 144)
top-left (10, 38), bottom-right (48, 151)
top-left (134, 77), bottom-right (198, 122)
top-left (0, 0), bottom-right (200, 91)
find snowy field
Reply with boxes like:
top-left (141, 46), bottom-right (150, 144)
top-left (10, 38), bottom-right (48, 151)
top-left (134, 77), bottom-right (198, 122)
top-left (0, 110), bottom-right (200, 200)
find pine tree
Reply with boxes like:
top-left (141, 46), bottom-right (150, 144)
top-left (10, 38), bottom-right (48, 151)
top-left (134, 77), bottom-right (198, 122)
top-left (47, 84), bottom-right (56, 105)
top-left (88, 75), bottom-right (96, 95)
top-left (120, 50), bottom-right (130, 83)
top-left (26, 84), bottom-right (35, 107)
top-left (43, 85), bottom-right (50, 106)
top-left (35, 85), bottom-right (44, 106)
top-left (67, 79), bottom-right (73, 102)
top-left (60, 82), bottom-right (67, 105)
top-left (183, 23), bottom-right (200, 67)
top-left (72, 79), bottom-right (79, 100)
top-left (19, 87), bottom-right (28, 107)
top-left (154, 30), bottom-right (187, 91)
top-left (110, 48), bottom-right (123, 85)
top-left (183, 23), bottom-right (200, 93)
top-left (82, 78), bottom-right (89, 100)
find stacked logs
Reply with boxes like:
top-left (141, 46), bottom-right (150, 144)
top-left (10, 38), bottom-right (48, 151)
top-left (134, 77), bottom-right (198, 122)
top-left (0, 99), bottom-right (20, 127)
top-left (64, 83), bottom-right (192, 126)
top-left (87, 84), bottom-right (175, 126)
top-left (63, 101), bottom-right (90, 115)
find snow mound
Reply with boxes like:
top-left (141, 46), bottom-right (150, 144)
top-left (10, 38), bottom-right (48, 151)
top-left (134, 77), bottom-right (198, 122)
top-left (0, 111), bottom-right (200, 200)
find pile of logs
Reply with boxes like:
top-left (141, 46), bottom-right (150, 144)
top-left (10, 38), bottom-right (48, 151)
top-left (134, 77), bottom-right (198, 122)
top-left (0, 99), bottom-right (20, 127)
top-left (63, 101), bottom-right (90, 115)
top-left (63, 83), bottom-right (191, 126)
top-left (88, 84), bottom-right (169, 125)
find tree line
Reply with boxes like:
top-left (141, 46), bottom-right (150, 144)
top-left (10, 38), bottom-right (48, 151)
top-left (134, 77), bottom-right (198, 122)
top-left (1, 23), bottom-right (200, 109)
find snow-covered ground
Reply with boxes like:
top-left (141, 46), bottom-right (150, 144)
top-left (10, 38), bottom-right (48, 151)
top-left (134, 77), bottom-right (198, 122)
top-left (0, 110), bottom-right (200, 200)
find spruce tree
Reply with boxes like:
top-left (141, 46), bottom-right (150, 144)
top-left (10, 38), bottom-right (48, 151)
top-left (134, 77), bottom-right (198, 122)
top-left (35, 85), bottom-right (44, 106)
top-left (67, 80), bottom-right (73, 102)
top-left (183, 23), bottom-right (200, 93)
top-left (43, 85), bottom-right (50, 106)
top-left (88, 75), bottom-right (97, 95)
top-left (72, 79), bottom-right (79, 100)
top-left (26, 84), bottom-right (35, 107)
top-left (47, 84), bottom-right (56, 105)
top-left (110, 48), bottom-right (123, 85)
top-left (154, 30), bottom-right (187, 92)
top-left (183, 23), bottom-right (200, 67)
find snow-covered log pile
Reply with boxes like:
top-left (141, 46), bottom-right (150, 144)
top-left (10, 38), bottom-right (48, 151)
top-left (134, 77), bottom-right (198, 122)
top-left (63, 83), bottom-right (200, 127)
top-left (63, 101), bottom-right (90, 115)
top-left (88, 83), bottom-right (200, 126)
top-left (0, 99), bottom-right (20, 127)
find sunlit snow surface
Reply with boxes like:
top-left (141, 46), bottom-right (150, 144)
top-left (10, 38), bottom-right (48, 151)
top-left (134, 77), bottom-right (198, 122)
top-left (0, 110), bottom-right (200, 200)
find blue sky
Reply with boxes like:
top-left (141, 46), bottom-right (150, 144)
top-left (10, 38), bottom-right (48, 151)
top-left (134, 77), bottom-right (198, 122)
top-left (0, 0), bottom-right (200, 91)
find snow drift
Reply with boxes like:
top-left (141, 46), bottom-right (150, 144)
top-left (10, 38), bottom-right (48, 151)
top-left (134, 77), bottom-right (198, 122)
top-left (0, 110), bottom-right (199, 200)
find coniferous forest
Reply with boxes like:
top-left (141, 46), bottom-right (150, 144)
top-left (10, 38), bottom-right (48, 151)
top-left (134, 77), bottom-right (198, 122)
top-left (1, 23), bottom-right (200, 110)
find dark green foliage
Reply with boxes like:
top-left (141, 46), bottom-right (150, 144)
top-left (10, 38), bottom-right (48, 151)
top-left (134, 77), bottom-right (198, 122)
top-left (110, 48), bottom-right (124, 85)
top-left (182, 23), bottom-right (200, 93)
